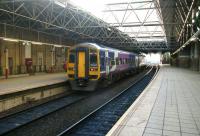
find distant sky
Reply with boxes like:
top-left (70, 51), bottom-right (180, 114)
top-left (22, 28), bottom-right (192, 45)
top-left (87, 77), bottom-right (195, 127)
top-left (145, 53), bottom-right (161, 64)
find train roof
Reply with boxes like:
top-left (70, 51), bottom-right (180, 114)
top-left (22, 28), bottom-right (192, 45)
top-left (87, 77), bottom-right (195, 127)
top-left (73, 42), bottom-right (138, 55)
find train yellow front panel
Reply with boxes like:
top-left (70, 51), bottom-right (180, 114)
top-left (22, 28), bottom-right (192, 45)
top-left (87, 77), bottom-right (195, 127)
top-left (78, 52), bottom-right (85, 78)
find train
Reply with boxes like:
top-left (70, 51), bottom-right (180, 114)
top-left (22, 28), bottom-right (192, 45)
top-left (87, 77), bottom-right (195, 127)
top-left (67, 42), bottom-right (146, 91)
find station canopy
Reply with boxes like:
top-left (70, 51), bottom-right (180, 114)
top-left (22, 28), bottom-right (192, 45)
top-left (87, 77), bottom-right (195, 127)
top-left (0, 0), bottom-right (180, 52)
top-left (68, 0), bottom-right (169, 52)
top-left (70, 0), bottom-right (166, 42)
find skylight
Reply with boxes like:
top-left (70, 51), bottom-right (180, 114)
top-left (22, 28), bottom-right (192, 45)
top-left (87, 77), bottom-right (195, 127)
top-left (68, 0), bottom-right (166, 42)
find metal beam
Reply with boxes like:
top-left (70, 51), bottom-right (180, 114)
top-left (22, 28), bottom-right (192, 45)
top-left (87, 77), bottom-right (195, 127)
top-left (173, 29), bottom-right (200, 55)
top-left (101, 36), bottom-right (167, 39)
top-left (135, 36), bottom-right (166, 38)
top-left (0, 0), bottom-right (172, 51)
top-left (111, 23), bottom-right (185, 27)
top-left (178, 0), bottom-right (196, 42)
top-left (106, 1), bottom-right (153, 6)
top-left (103, 6), bottom-right (186, 12)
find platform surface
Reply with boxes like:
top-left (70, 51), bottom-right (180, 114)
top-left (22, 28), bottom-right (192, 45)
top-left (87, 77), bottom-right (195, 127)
top-left (107, 66), bottom-right (200, 136)
top-left (0, 73), bottom-right (67, 96)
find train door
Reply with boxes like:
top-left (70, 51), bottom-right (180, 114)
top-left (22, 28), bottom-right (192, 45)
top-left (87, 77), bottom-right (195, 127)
top-left (135, 56), bottom-right (139, 67)
top-left (0, 53), bottom-right (2, 76)
top-left (78, 52), bottom-right (85, 78)
top-left (100, 51), bottom-right (106, 71)
top-left (105, 51), bottom-right (109, 75)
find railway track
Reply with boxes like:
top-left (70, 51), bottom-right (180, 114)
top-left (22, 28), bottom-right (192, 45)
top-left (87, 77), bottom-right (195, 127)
top-left (0, 81), bottom-right (70, 119)
top-left (57, 66), bottom-right (158, 136)
top-left (0, 67), bottom-right (155, 136)
top-left (0, 92), bottom-right (89, 135)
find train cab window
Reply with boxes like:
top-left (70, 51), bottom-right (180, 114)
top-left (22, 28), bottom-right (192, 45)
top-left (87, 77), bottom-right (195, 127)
top-left (69, 54), bottom-right (75, 63)
top-left (90, 54), bottom-right (97, 67)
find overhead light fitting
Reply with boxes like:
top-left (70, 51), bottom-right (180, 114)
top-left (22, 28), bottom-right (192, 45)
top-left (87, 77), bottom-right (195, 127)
top-left (3, 38), bottom-right (19, 42)
top-left (192, 19), bottom-right (195, 23)
top-left (32, 41), bottom-right (43, 45)
top-left (54, 44), bottom-right (63, 48)
top-left (0, 37), bottom-right (69, 48)
top-left (54, 0), bottom-right (67, 8)
top-left (190, 37), bottom-right (196, 42)
top-left (107, 27), bottom-right (111, 31)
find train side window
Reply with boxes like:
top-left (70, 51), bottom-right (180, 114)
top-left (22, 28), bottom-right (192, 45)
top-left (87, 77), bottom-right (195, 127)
top-left (116, 58), bottom-right (119, 65)
top-left (100, 57), bottom-right (105, 71)
top-left (111, 60), bottom-right (115, 65)
top-left (69, 54), bottom-right (75, 63)
top-left (119, 58), bottom-right (122, 64)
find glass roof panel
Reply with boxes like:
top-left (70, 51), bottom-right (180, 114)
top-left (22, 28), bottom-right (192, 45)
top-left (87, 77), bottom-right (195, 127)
top-left (68, 0), bottom-right (166, 42)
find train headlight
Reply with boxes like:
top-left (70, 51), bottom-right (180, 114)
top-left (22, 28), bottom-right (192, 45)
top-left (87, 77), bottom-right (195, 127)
top-left (90, 68), bottom-right (98, 71)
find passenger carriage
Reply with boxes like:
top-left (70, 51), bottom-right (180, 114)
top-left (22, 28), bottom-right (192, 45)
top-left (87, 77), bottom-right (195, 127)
top-left (67, 42), bottom-right (141, 91)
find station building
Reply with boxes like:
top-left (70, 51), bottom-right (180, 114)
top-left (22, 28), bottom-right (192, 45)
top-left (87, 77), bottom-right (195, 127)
top-left (0, 24), bottom-right (70, 77)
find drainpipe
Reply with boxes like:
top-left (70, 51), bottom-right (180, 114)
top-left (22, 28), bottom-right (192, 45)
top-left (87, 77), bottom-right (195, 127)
top-left (51, 46), bottom-right (55, 73)
top-left (4, 48), bottom-right (8, 79)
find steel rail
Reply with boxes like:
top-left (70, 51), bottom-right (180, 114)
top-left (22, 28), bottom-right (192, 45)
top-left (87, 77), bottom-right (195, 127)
top-left (57, 66), bottom-right (159, 136)
top-left (0, 92), bottom-right (88, 135)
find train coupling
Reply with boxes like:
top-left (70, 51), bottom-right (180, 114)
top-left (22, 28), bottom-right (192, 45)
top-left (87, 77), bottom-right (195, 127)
top-left (76, 79), bottom-right (88, 87)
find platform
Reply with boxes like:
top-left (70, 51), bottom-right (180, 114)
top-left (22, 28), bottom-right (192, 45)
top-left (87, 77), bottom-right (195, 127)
top-left (107, 66), bottom-right (200, 136)
top-left (0, 73), bottom-right (67, 96)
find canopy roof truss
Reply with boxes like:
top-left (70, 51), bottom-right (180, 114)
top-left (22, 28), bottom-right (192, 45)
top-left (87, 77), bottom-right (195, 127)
top-left (0, 0), bottom-right (186, 52)
top-left (103, 0), bottom-right (166, 42)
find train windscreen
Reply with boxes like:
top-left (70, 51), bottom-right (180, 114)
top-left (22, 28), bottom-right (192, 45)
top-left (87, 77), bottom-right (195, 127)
top-left (69, 52), bottom-right (75, 63)
top-left (90, 54), bottom-right (97, 67)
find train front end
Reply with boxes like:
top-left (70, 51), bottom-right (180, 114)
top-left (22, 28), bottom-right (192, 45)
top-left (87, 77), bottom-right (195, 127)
top-left (67, 43), bottom-right (100, 91)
